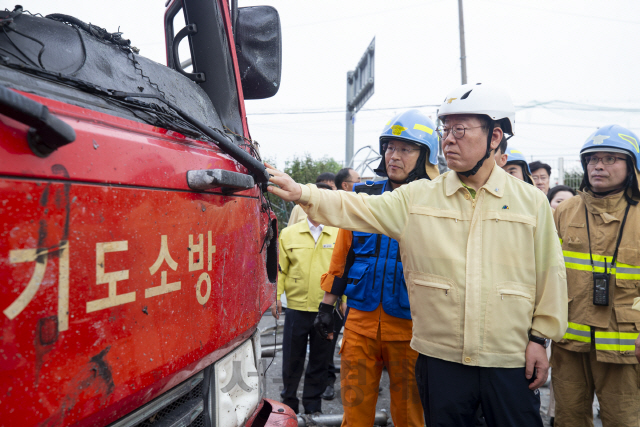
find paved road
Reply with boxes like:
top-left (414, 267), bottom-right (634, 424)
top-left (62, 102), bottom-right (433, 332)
top-left (258, 311), bottom-right (602, 426)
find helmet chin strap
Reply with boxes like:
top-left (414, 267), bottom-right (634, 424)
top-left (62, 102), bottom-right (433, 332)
top-left (380, 145), bottom-right (431, 185)
top-left (458, 129), bottom-right (493, 177)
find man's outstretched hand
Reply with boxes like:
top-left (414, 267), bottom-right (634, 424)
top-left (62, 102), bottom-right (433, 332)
top-left (265, 163), bottom-right (302, 202)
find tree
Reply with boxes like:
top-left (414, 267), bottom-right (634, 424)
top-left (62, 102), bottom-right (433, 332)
top-left (564, 169), bottom-right (583, 191)
top-left (265, 154), bottom-right (342, 231)
top-left (285, 154), bottom-right (342, 185)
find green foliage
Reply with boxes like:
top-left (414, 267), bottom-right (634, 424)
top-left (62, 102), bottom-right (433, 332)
top-left (264, 154), bottom-right (342, 231)
top-left (564, 169), bottom-right (583, 191)
top-left (285, 154), bottom-right (342, 185)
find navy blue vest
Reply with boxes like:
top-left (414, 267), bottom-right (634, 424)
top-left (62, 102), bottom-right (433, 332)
top-left (344, 180), bottom-right (411, 319)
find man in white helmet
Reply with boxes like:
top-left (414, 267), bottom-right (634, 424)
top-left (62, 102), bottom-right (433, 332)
top-left (265, 83), bottom-right (567, 427)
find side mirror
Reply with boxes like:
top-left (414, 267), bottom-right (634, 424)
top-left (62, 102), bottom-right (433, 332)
top-left (235, 6), bottom-right (282, 100)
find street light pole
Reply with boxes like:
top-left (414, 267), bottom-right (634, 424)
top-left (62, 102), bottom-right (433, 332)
top-left (457, 0), bottom-right (467, 84)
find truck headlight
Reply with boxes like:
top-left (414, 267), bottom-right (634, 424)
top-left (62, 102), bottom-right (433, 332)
top-left (211, 333), bottom-right (264, 426)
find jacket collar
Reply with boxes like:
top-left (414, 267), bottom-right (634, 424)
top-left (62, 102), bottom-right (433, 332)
top-left (298, 220), bottom-right (331, 235)
top-left (445, 163), bottom-right (506, 198)
top-left (580, 189), bottom-right (628, 215)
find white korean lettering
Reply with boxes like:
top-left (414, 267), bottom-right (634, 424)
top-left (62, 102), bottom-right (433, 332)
top-left (57, 241), bottom-right (70, 331)
top-left (196, 272), bottom-right (211, 305)
top-left (146, 235), bottom-right (181, 298)
top-left (208, 231), bottom-right (216, 271)
top-left (3, 248), bottom-right (47, 319)
top-left (189, 234), bottom-right (203, 272)
top-left (87, 241), bottom-right (135, 313)
top-left (4, 242), bottom-right (70, 331)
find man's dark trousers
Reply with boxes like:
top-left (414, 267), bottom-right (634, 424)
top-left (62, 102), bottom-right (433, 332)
top-left (326, 310), bottom-right (344, 386)
top-left (281, 308), bottom-right (333, 414)
top-left (415, 354), bottom-right (543, 427)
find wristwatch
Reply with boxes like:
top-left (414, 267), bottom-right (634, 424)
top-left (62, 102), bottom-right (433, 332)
top-left (529, 333), bottom-right (550, 348)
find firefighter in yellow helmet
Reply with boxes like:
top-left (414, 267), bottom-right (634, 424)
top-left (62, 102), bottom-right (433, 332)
top-left (552, 124), bottom-right (640, 426)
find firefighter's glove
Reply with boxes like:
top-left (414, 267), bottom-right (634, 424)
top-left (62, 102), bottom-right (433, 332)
top-left (314, 302), bottom-right (335, 340)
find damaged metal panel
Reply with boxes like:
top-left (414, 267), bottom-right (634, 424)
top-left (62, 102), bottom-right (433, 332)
top-left (0, 10), bottom-right (223, 133)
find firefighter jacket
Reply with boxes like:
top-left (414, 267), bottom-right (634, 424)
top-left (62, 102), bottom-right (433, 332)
top-left (277, 220), bottom-right (338, 312)
top-left (321, 180), bottom-right (411, 319)
top-left (296, 164), bottom-right (568, 368)
top-left (554, 189), bottom-right (640, 364)
top-left (321, 227), bottom-right (414, 341)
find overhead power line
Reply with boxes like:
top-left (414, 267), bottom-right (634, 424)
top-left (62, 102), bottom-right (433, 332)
top-left (247, 100), bottom-right (640, 116)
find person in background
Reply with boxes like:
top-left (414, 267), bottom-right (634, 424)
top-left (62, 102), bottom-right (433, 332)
top-left (544, 184), bottom-right (577, 426)
top-left (271, 184), bottom-right (338, 415)
top-left (503, 147), bottom-right (534, 184)
top-left (553, 125), bottom-right (640, 426)
top-left (494, 136), bottom-right (508, 167)
top-left (530, 161), bottom-right (552, 195)
top-left (316, 172), bottom-right (337, 190)
top-left (335, 167), bottom-right (361, 192)
top-left (285, 181), bottom-right (343, 402)
top-left (289, 174), bottom-right (338, 225)
top-left (547, 185), bottom-right (576, 210)
top-left (319, 168), bottom-right (360, 400)
top-left (315, 109), bottom-right (439, 427)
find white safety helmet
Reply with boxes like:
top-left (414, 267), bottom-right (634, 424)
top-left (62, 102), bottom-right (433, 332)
top-left (438, 83), bottom-right (515, 136)
top-left (438, 83), bottom-right (516, 176)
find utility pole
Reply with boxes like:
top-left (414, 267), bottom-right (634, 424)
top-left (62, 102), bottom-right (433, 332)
top-left (346, 73), bottom-right (355, 167)
top-left (457, 0), bottom-right (467, 84)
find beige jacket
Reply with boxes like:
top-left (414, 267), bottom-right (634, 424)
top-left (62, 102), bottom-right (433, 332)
top-left (554, 190), bottom-right (640, 364)
top-left (297, 164), bottom-right (568, 367)
top-left (288, 204), bottom-right (307, 225)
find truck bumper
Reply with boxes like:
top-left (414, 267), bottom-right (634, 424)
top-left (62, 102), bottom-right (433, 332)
top-left (246, 398), bottom-right (298, 427)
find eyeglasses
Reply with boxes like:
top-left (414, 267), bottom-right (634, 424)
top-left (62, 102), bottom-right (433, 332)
top-left (383, 143), bottom-right (420, 156)
top-left (436, 124), bottom-right (484, 140)
top-left (585, 155), bottom-right (627, 166)
top-left (532, 175), bottom-right (548, 182)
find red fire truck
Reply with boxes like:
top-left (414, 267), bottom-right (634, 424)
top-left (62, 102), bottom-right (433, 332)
top-left (0, 1), bottom-right (294, 426)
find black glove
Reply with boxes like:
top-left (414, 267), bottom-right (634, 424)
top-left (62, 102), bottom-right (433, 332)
top-left (314, 302), bottom-right (335, 340)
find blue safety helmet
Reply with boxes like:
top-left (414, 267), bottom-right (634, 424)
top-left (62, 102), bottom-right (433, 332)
top-left (375, 109), bottom-right (440, 182)
top-left (505, 147), bottom-right (533, 185)
top-left (579, 124), bottom-right (640, 195)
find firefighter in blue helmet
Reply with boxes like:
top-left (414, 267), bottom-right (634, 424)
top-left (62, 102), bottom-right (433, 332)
top-left (503, 147), bottom-right (534, 185)
top-left (314, 109), bottom-right (438, 427)
top-left (374, 109), bottom-right (441, 183)
top-left (553, 124), bottom-right (640, 426)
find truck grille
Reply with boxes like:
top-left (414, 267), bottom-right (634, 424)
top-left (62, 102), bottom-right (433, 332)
top-left (108, 372), bottom-right (206, 427)
top-left (137, 380), bottom-right (205, 427)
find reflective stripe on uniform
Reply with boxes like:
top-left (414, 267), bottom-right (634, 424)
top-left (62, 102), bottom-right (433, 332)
top-left (613, 260), bottom-right (640, 279)
top-left (563, 322), bottom-right (591, 343)
top-left (594, 331), bottom-right (639, 351)
top-left (562, 250), bottom-right (640, 279)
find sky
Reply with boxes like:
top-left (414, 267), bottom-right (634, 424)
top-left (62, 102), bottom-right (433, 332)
top-left (15, 1), bottom-right (640, 182)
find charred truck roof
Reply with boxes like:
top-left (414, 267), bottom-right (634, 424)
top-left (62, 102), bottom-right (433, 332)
top-left (0, 3), bottom-right (281, 186)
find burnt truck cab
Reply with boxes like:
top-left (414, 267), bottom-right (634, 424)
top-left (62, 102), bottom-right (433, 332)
top-left (0, 1), bottom-right (291, 426)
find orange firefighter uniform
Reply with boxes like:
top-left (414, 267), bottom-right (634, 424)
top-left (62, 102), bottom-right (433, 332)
top-left (321, 229), bottom-right (424, 427)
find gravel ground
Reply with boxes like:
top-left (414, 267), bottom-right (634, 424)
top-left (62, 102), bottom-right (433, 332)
top-left (258, 311), bottom-right (602, 427)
